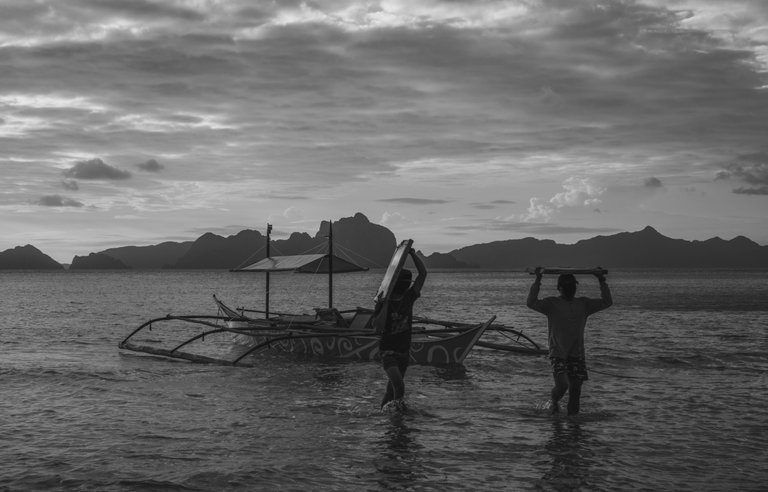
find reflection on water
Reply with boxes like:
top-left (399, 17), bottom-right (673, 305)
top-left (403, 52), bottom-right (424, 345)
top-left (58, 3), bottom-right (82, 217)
top-left (375, 415), bottom-right (424, 489)
top-left (432, 364), bottom-right (468, 380)
top-left (538, 419), bottom-right (592, 490)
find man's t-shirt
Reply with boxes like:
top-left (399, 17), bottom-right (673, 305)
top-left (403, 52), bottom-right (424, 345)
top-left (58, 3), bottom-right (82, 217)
top-left (527, 282), bottom-right (612, 359)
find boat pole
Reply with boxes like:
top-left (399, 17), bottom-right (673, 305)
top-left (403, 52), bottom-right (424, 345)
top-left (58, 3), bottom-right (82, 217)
top-left (265, 223), bottom-right (272, 319)
top-left (328, 220), bottom-right (333, 309)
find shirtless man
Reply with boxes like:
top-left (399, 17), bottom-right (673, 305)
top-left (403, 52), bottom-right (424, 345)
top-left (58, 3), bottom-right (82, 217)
top-left (375, 247), bottom-right (427, 411)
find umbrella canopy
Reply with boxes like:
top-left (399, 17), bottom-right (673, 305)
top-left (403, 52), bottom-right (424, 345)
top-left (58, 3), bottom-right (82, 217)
top-left (232, 254), bottom-right (367, 273)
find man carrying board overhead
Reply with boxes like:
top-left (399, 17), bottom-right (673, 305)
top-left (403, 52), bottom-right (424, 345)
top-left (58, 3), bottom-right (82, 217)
top-left (526, 267), bottom-right (613, 415)
top-left (373, 243), bottom-right (427, 412)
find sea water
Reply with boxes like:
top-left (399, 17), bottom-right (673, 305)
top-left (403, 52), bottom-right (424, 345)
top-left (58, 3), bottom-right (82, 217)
top-left (1, 269), bottom-right (766, 491)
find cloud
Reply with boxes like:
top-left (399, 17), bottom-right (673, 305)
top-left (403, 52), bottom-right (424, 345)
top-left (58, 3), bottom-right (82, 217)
top-left (644, 177), bottom-right (663, 188)
top-left (35, 195), bottom-right (84, 207)
top-left (551, 178), bottom-right (605, 208)
top-left (472, 199), bottom-right (516, 210)
top-left (733, 186), bottom-right (768, 195)
top-left (63, 159), bottom-right (131, 180)
top-left (378, 198), bottom-right (450, 205)
top-left (522, 197), bottom-right (557, 222)
top-left (267, 207), bottom-right (306, 225)
top-left (522, 177), bottom-right (606, 222)
top-left (380, 211), bottom-right (408, 226)
top-left (61, 180), bottom-right (79, 191)
top-left (730, 159), bottom-right (768, 185)
top-left (136, 159), bottom-right (164, 172)
top-left (718, 153), bottom-right (768, 194)
top-left (263, 193), bottom-right (309, 200)
top-left (77, 0), bottom-right (206, 22)
top-left (538, 86), bottom-right (563, 107)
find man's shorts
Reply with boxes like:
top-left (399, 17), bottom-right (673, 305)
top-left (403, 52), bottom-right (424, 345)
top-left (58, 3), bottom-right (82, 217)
top-left (381, 350), bottom-right (409, 372)
top-left (551, 357), bottom-right (589, 381)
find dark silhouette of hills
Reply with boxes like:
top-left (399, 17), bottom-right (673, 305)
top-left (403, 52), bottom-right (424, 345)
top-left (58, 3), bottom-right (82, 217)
top-left (100, 241), bottom-right (193, 269)
top-left (116, 213), bottom-right (397, 270)
top-left (3, 220), bottom-right (768, 270)
top-left (315, 215), bottom-right (396, 269)
top-left (70, 253), bottom-right (130, 270)
top-left (442, 226), bottom-right (768, 269)
top-left (421, 251), bottom-right (478, 269)
top-left (171, 230), bottom-right (264, 269)
top-left (0, 245), bottom-right (64, 270)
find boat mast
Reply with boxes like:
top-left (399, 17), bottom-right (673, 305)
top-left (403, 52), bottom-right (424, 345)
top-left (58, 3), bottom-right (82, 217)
top-left (265, 223), bottom-right (272, 319)
top-left (328, 220), bottom-right (333, 309)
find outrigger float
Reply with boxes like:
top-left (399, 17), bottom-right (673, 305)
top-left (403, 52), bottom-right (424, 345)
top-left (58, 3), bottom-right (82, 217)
top-left (118, 223), bottom-right (546, 367)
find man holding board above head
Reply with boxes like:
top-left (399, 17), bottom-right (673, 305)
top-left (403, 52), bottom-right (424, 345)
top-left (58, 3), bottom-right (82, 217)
top-left (526, 267), bottom-right (612, 415)
top-left (373, 243), bottom-right (427, 413)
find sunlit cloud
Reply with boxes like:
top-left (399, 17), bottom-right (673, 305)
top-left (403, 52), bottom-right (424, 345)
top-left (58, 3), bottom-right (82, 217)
top-left (522, 178), bottom-right (606, 223)
top-left (0, 93), bottom-right (108, 111)
top-left (380, 211), bottom-right (409, 227)
top-left (550, 178), bottom-right (605, 208)
top-left (0, 114), bottom-right (52, 137)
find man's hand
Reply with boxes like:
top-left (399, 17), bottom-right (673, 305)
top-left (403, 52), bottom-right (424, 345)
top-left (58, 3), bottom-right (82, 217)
top-left (594, 268), bottom-right (607, 283)
top-left (534, 266), bottom-right (543, 282)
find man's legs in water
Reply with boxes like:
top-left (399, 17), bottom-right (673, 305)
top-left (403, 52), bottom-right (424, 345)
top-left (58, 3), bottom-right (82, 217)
top-left (381, 353), bottom-right (409, 409)
top-left (567, 376), bottom-right (583, 415)
top-left (550, 372), bottom-right (569, 413)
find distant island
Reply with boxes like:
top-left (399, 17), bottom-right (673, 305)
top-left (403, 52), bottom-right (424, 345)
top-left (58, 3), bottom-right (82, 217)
top-left (0, 245), bottom-right (64, 270)
top-left (2, 213), bottom-right (768, 270)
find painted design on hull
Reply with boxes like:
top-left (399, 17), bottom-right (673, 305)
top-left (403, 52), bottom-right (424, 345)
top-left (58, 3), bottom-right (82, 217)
top-left (241, 320), bottom-right (490, 365)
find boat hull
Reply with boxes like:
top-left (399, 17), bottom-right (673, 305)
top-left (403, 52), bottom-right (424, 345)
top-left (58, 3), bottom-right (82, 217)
top-left (235, 320), bottom-right (490, 365)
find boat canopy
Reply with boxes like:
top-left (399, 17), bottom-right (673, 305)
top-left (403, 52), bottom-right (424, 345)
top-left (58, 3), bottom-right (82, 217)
top-left (232, 254), bottom-right (367, 273)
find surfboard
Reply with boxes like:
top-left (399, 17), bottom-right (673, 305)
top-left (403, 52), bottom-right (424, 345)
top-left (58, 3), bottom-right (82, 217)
top-left (374, 239), bottom-right (413, 303)
top-left (527, 266), bottom-right (608, 276)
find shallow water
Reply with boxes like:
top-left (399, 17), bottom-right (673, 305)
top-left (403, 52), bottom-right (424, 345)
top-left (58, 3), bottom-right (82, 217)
top-left (1, 269), bottom-right (767, 490)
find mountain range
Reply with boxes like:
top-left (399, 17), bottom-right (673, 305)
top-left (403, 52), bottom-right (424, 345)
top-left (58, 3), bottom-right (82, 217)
top-left (2, 213), bottom-right (768, 270)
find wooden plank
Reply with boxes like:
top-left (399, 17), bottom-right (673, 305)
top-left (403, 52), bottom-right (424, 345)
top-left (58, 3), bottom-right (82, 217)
top-left (527, 266), bottom-right (608, 275)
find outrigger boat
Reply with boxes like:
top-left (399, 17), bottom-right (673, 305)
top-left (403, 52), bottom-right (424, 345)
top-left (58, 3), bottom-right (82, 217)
top-left (118, 223), bottom-right (546, 366)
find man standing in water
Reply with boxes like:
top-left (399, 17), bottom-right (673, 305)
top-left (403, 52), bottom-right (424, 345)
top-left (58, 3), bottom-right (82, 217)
top-left (527, 268), bottom-right (613, 415)
top-left (375, 246), bottom-right (427, 412)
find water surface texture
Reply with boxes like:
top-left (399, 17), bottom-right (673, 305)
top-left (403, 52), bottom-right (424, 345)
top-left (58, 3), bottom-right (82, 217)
top-left (1, 269), bottom-right (766, 490)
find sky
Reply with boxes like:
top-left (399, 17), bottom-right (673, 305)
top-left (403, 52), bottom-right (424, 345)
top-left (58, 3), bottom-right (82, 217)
top-left (2, 0), bottom-right (767, 263)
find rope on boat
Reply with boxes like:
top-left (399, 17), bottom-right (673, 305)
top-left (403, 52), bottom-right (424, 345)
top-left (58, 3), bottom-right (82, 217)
top-left (231, 242), bottom-right (267, 270)
top-left (332, 242), bottom-right (385, 268)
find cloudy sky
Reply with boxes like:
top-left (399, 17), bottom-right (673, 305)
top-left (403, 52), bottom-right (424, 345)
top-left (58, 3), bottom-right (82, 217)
top-left (2, 0), bottom-right (767, 263)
